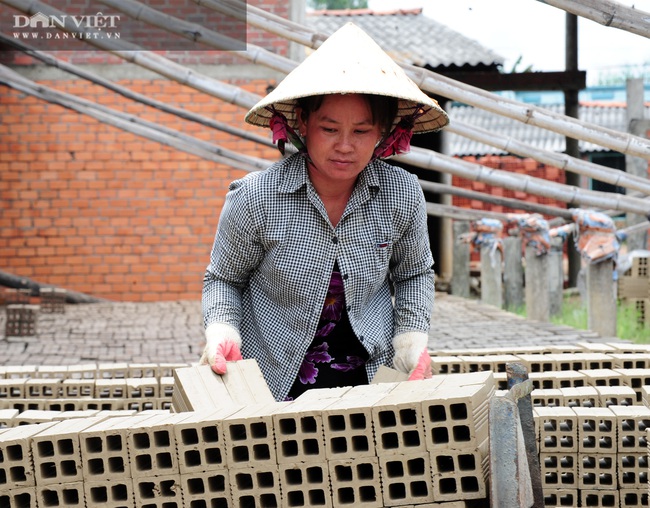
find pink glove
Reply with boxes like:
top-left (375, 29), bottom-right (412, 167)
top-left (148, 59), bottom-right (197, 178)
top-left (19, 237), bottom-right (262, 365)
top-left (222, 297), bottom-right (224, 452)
top-left (408, 348), bottom-right (432, 380)
top-left (199, 322), bottom-right (243, 375)
top-left (393, 331), bottom-right (431, 381)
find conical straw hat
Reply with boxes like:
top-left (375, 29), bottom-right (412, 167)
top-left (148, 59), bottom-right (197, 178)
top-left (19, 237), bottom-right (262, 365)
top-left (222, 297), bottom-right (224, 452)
top-left (245, 22), bottom-right (449, 133)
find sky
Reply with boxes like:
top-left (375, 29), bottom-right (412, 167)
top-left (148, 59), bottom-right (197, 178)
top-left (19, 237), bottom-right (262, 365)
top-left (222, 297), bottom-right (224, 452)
top-left (367, 0), bottom-right (650, 86)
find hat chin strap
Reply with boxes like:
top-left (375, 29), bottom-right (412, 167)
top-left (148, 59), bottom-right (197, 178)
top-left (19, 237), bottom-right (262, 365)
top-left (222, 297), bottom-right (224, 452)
top-left (372, 105), bottom-right (427, 161)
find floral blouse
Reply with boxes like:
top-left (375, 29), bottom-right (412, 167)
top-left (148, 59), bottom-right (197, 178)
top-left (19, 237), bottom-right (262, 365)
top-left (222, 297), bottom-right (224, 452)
top-left (286, 265), bottom-right (369, 400)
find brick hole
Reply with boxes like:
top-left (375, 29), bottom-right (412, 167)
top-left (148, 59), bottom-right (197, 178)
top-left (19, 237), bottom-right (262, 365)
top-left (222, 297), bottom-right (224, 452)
top-left (284, 468), bottom-right (302, 485)
top-left (358, 485), bottom-right (376, 502)
top-left (621, 435), bottom-right (636, 448)
top-left (237, 495), bottom-right (256, 506)
top-left (87, 458), bottom-right (104, 475)
top-left (89, 486), bottom-right (108, 503)
top-left (10, 466), bottom-right (27, 482)
top-left (0, 469), bottom-right (5, 485)
top-left (403, 429), bottom-right (421, 447)
top-left (598, 436), bottom-right (613, 449)
top-left (230, 424), bottom-right (247, 441)
top-left (250, 422), bottom-right (268, 439)
top-left (287, 491), bottom-right (305, 506)
top-left (307, 489), bottom-right (326, 505)
top-left (349, 413), bottom-right (365, 429)
top-left (398, 408), bottom-right (417, 426)
top-left (301, 438), bottom-right (320, 456)
top-left (41, 489), bottom-right (60, 507)
top-left (620, 471), bottom-right (636, 484)
top-left (561, 455), bottom-right (573, 467)
top-left (111, 484), bottom-right (129, 501)
top-left (356, 462), bottom-right (374, 480)
top-left (279, 418), bottom-right (297, 435)
top-left (232, 445), bottom-right (249, 462)
top-left (253, 444), bottom-right (271, 461)
top-left (132, 432), bottom-right (150, 449)
top-left (431, 426), bottom-right (449, 444)
top-left (439, 477), bottom-right (456, 494)
top-left (187, 477), bottom-right (205, 494)
top-left (545, 472), bottom-right (559, 484)
top-left (436, 455), bottom-right (454, 473)
top-left (380, 431), bottom-right (399, 449)
top-left (388, 482), bottom-right (406, 500)
top-left (61, 487), bottom-right (81, 505)
top-left (84, 436), bottom-right (102, 453)
top-left (259, 493), bottom-right (278, 507)
top-left (429, 404), bottom-right (447, 422)
top-left (306, 466), bottom-right (323, 483)
top-left (235, 472), bottom-right (253, 490)
top-left (351, 435), bottom-right (368, 452)
top-left (334, 487), bottom-right (354, 504)
top-left (57, 439), bottom-right (74, 456)
top-left (331, 436), bottom-right (347, 454)
top-left (333, 464), bottom-right (352, 481)
top-left (135, 453), bottom-right (152, 471)
top-left (328, 414), bottom-right (345, 431)
top-left (205, 446), bottom-right (223, 465)
top-left (281, 440), bottom-right (298, 458)
top-left (559, 420), bottom-right (573, 432)
top-left (460, 475), bottom-right (479, 492)
top-left (407, 457), bottom-right (425, 475)
top-left (377, 410), bottom-right (396, 428)
top-left (154, 431), bottom-right (170, 447)
top-left (410, 480), bottom-right (429, 497)
top-left (450, 403), bottom-right (468, 420)
top-left (560, 436), bottom-right (573, 448)
top-left (37, 441), bottom-right (55, 458)
top-left (300, 416), bottom-right (317, 434)
top-left (108, 456), bottom-right (125, 473)
top-left (10, 493), bottom-right (33, 506)
top-left (155, 452), bottom-right (173, 469)
top-left (184, 450), bottom-right (201, 467)
top-left (257, 471), bottom-right (275, 488)
top-left (40, 462), bottom-right (57, 479)
top-left (385, 460), bottom-right (404, 478)
top-left (458, 454), bottom-right (476, 471)
top-left (202, 425), bottom-right (218, 442)
top-left (181, 428), bottom-right (199, 445)
top-left (452, 425), bottom-right (470, 442)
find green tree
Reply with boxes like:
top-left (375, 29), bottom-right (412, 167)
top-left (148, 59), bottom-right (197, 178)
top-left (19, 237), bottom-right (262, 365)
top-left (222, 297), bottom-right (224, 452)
top-left (308, 0), bottom-right (368, 9)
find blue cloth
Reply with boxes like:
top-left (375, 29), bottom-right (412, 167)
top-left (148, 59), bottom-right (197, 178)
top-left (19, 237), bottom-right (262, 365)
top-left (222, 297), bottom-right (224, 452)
top-left (202, 153), bottom-right (435, 401)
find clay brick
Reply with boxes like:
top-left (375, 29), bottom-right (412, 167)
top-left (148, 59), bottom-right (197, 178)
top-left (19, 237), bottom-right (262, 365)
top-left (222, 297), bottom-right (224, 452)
top-left (378, 452), bottom-right (433, 505)
top-left (36, 482), bottom-right (85, 507)
top-left (126, 413), bottom-right (185, 478)
top-left (619, 488), bottom-right (649, 507)
top-left (595, 385), bottom-right (636, 407)
top-left (617, 452), bottom-right (648, 489)
top-left (542, 488), bottom-right (578, 507)
top-left (84, 479), bottom-right (135, 508)
top-left (328, 457), bottom-right (382, 508)
top-left (229, 464), bottom-right (281, 508)
top-left (273, 397), bottom-right (328, 465)
top-left (559, 386), bottom-right (599, 408)
top-left (180, 469), bottom-right (230, 508)
top-left (573, 407), bottom-right (616, 453)
top-left (539, 452), bottom-right (578, 489)
top-left (535, 406), bottom-right (578, 453)
top-left (280, 462), bottom-right (332, 508)
top-left (610, 405), bottom-right (650, 452)
top-left (0, 421), bottom-right (58, 488)
top-left (531, 388), bottom-right (563, 407)
top-left (133, 473), bottom-right (182, 507)
top-left (609, 353), bottom-right (650, 369)
top-left (0, 486), bottom-right (38, 508)
top-left (579, 368), bottom-right (624, 387)
top-left (578, 452), bottom-right (617, 489)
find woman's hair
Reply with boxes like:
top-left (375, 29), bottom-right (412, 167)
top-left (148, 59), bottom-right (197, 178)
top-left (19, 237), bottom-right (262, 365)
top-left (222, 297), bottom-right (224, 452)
top-left (296, 94), bottom-right (399, 139)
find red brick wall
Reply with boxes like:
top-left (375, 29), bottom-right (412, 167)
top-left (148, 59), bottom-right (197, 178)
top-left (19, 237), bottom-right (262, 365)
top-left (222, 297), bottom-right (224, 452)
top-left (0, 78), bottom-right (280, 302)
top-left (0, 0), bottom-right (291, 302)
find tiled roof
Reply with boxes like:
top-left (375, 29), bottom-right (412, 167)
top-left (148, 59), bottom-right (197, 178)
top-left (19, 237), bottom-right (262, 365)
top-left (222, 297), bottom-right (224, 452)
top-left (306, 9), bottom-right (504, 70)
top-left (447, 102), bottom-right (650, 156)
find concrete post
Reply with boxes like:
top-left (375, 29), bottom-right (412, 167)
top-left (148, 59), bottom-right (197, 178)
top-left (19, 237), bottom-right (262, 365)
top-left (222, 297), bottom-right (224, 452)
top-left (586, 259), bottom-right (617, 337)
top-left (503, 236), bottom-right (524, 311)
top-left (451, 221), bottom-right (471, 298)
top-left (525, 244), bottom-right (550, 322)
top-left (548, 238), bottom-right (565, 318)
top-left (481, 245), bottom-right (502, 308)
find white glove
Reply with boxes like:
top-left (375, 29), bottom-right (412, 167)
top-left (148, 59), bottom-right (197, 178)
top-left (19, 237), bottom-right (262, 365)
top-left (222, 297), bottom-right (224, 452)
top-left (392, 331), bottom-right (431, 380)
top-left (199, 322), bottom-right (242, 374)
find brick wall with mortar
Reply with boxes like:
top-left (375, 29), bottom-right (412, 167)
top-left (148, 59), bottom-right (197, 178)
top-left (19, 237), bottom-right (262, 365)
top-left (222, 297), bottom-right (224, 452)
top-left (0, 0), bottom-right (287, 302)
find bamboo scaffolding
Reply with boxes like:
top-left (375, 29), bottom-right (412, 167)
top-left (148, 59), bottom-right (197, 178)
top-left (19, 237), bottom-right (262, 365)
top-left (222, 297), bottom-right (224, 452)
top-left (201, 0), bottom-right (650, 160)
top-left (0, 34), bottom-right (275, 150)
top-left (536, 0), bottom-right (650, 39)
top-left (0, 65), bottom-right (267, 174)
top-left (400, 147), bottom-right (650, 216)
top-left (426, 203), bottom-right (512, 222)
top-left (2, 0), bottom-right (649, 215)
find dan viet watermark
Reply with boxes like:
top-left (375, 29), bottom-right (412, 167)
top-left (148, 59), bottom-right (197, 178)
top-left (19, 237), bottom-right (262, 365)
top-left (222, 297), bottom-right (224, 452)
top-left (1, 0), bottom-right (247, 52)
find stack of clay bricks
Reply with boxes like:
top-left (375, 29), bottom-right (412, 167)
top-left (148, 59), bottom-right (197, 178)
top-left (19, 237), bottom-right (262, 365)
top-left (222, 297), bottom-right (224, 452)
top-left (618, 254), bottom-right (650, 326)
top-left (3, 288), bottom-right (38, 337)
top-left (0, 363), bottom-right (188, 421)
top-left (0, 360), bottom-right (494, 507)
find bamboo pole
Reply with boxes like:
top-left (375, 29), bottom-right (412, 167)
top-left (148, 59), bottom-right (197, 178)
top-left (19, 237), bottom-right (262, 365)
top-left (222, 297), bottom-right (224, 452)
top-left (0, 66), bottom-right (267, 174)
top-left (402, 147), bottom-right (650, 217)
top-left (536, 0), bottom-right (650, 39)
top-left (426, 203), bottom-right (512, 222)
top-left (0, 33), bottom-right (275, 150)
top-left (205, 0), bottom-right (650, 161)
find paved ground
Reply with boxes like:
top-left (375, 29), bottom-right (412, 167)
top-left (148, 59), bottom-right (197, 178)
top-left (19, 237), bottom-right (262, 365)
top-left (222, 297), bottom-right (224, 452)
top-left (0, 293), bottom-right (623, 367)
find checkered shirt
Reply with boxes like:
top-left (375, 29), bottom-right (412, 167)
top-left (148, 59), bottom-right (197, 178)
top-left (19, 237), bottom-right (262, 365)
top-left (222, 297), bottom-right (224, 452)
top-left (202, 153), bottom-right (435, 401)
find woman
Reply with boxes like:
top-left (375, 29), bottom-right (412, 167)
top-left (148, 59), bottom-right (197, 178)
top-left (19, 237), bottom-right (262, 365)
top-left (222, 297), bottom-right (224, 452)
top-left (201, 23), bottom-right (449, 401)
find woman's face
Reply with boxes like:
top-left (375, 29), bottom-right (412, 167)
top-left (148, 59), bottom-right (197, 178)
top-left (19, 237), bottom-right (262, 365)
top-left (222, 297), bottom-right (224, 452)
top-left (296, 94), bottom-right (383, 187)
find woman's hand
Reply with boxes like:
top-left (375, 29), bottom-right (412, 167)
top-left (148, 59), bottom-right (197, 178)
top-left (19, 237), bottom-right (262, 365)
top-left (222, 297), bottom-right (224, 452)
top-left (199, 322), bottom-right (243, 374)
top-left (392, 331), bottom-right (432, 380)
